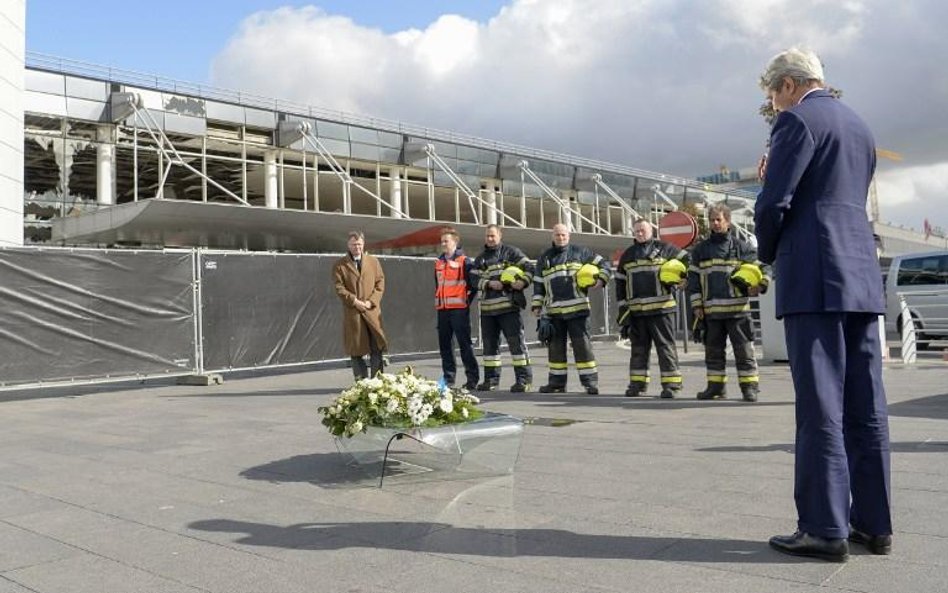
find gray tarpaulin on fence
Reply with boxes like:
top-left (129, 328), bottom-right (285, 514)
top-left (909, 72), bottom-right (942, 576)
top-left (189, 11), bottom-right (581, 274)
top-left (1, 246), bottom-right (618, 388)
top-left (0, 248), bottom-right (196, 386)
top-left (199, 253), bottom-right (454, 371)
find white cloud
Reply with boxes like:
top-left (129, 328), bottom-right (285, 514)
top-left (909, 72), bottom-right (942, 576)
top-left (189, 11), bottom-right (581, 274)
top-left (875, 162), bottom-right (948, 229)
top-left (210, 0), bottom-right (948, 230)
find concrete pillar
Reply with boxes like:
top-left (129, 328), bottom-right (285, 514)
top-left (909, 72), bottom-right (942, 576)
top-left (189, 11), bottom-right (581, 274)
top-left (264, 150), bottom-right (278, 209)
top-left (96, 143), bottom-right (115, 206)
top-left (486, 189), bottom-right (498, 225)
top-left (390, 168), bottom-right (403, 218)
top-left (0, 0), bottom-right (25, 245)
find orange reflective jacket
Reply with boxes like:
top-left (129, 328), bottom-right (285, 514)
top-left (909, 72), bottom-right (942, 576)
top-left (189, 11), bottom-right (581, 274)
top-left (435, 255), bottom-right (469, 310)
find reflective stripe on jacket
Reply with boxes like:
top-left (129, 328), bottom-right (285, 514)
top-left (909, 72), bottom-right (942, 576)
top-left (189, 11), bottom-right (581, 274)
top-left (686, 231), bottom-right (771, 319)
top-left (615, 239), bottom-right (687, 316)
top-left (532, 243), bottom-right (611, 319)
top-left (435, 253), bottom-right (470, 310)
top-left (473, 243), bottom-right (536, 316)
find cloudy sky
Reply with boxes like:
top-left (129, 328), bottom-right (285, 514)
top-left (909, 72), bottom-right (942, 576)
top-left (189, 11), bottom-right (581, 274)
top-left (28, 0), bottom-right (948, 232)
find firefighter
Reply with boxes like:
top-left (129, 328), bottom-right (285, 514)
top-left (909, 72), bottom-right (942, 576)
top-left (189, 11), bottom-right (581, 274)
top-left (472, 224), bottom-right (535, 392)
top-left (434, 228), bottom-right (479, 390)
top-left (687, 203), bottom-right (770, 402)
top-left (615, 218), bottom-right (689, 398)
top-left (532, 223), bottom-right (611, 395)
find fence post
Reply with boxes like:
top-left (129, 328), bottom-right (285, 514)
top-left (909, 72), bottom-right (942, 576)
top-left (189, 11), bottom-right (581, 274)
top-left (898, 294), bottom-right (916, 365)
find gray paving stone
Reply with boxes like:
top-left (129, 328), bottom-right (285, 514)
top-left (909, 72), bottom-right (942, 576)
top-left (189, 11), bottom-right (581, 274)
top-left (0, 345), bottom-right (944, 592)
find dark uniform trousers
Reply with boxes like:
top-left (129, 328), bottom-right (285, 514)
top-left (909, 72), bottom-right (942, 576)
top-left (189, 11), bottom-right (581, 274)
top-left (437, 308), bottom-right (479, 387)
top-left (784, 312), bottom-right (892, 539)
top-left (627, 313), bottom-right (681, 390)
top-left (481, 311), bottom-right (532, 386)
top-left (547, 316), bottom-right (597, 388)
top-left (704, 315), bottom-right (758, 387)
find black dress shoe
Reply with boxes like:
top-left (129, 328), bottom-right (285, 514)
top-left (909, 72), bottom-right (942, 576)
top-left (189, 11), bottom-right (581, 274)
top-left (849, 526), bottom-right (892, 555)
top-left (585, 386), bottom-right (599, 395)
top-left (769, 531), bottom-right (849, 562)
top-left (539, 384), bottom-right (566, 394)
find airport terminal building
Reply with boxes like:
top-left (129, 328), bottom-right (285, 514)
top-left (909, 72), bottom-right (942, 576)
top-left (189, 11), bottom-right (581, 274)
top-left (18, 53), bottom-right (764, 257)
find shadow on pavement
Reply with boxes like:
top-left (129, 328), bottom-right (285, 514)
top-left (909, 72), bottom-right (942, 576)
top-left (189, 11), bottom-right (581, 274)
top-left (697, 441), bottom-right (948, 453)
top-left (187, 518), bottom-right (803, 563)
top-left (888, 393), bottom-right (948, 421)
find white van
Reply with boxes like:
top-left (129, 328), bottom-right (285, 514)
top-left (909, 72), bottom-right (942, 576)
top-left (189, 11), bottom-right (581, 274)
top-left (885, 250), bottom-right (948, 349)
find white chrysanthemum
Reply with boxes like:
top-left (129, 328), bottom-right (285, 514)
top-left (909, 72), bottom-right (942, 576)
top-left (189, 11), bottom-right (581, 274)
top-left (438, 397), bottom-right (453, 413)
top-left (351, 420), bottom-right (363, 433)
top-left (461, 407), bottom-right (469, 418)
top-left (385, 398), bottom-right (399, 413)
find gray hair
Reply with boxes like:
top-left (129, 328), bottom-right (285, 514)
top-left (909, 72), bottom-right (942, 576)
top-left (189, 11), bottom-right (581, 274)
top-left (760, 47), bottom-right (824, 91)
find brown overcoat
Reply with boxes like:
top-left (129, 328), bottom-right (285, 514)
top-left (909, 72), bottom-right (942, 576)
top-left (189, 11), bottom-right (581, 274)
top-left (332, 253), bottom-right (388, 356)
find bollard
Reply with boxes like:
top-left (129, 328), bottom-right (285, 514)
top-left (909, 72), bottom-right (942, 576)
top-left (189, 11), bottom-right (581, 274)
top-left (898, 294), bottom-right (916, 364)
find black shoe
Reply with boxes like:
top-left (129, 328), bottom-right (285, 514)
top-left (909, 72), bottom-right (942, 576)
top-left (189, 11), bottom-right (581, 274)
top-left (624, 384), bottom-right (646, 397)
top-left (539, 384), bottom-right (566, 394)
top-left (510, 382), bottom-right (530, 393)
top-left (848, 526), bottom-right (892, 555)
top-left (476, 381), bottom-right (499, 392)
top-left (660, 388), bottom-right (677, 399)
top-left (462, 382), bottom-right (478, 391)
top-left (741, 384), bottom-right (759, 402)
top-left (585, 386), bottom-right (599, 395)
top-left (769, 531), bottom-right (849, 562)
top-left (696, 384), bottom-right (727, 400)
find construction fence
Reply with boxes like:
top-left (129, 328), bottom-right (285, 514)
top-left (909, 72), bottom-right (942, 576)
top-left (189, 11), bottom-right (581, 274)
top-left (1, 247), bottom-right (618, 390)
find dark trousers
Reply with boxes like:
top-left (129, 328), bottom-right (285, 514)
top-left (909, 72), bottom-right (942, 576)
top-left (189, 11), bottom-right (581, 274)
top-left (351, 330), bottom-right (383, 380)
top-left (481, 312), bottom-right (532, 386)
top-left (784, 313), bottom-right (892, 539)
top-left (437, 308), bottom-right (479, 386)
top-left (627, 313), bottom-right (681, 390)
top-left (704, 316), bottom-right (758, 387)
top-left (547, 316), bottom-right (597, 388)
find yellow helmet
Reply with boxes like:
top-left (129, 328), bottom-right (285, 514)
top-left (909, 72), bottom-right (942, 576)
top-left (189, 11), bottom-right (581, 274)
top-left (576, 263), bottom-right (601, 289)
top-left (730, 263), bottom-right (764, 293)
top-left (500, 265), bottom-right (526, 285)
top-left (659, 259), bottom-right (687, 286)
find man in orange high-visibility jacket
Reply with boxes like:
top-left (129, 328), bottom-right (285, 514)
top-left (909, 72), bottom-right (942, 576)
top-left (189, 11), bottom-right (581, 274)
top-left (435, 228), bottom-right (479, 390)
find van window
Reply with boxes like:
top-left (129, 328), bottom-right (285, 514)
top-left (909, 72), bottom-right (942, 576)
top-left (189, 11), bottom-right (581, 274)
top-left (896, 254), bottom-right (948, 286)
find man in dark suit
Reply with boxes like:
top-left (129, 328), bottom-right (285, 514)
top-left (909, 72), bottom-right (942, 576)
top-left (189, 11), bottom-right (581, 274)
top-left (754, 48), bottom-right (892, 562)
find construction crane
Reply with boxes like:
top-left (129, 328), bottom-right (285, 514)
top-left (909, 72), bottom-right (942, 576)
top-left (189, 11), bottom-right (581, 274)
top-left (869, 148), bottom-right (903, 222)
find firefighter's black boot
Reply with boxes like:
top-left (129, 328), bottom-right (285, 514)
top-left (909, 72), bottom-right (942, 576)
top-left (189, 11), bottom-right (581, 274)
top-left (741, 383), bottom-right (759, 402)
top-left (696, 383), bottom-right (727, 400)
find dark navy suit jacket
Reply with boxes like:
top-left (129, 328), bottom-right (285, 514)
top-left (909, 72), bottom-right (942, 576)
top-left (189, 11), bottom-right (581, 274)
top-left (754, 89), bottom-right (884, 318)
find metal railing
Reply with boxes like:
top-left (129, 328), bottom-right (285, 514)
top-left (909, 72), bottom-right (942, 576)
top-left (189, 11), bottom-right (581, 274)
top-left (896, 288), bottom-right (948, 363)
top-left (25, 52), bottom-right (758, 203)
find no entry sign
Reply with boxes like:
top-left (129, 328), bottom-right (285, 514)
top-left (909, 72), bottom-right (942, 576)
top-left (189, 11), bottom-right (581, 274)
top-left (658, 211), bottom-right (698, 248)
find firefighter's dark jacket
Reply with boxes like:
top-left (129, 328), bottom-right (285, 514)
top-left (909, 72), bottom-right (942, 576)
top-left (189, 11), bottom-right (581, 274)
top-left (531, 243), bottom-right (611, 319)
top-left (686, 230), bottom-right (771, 319)
top-left (472, 243), bottom-right (535, 316)
top-left (615, 239), bottom-right (689, 318)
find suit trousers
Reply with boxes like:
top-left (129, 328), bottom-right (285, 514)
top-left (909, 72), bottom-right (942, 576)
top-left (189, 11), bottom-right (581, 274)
top-left (627, 313), bottom-right (681, 390)
top-left (481, 312), bottom-right (532, 386)
top-left (547, 316), bottom-right (597, 388)
top-left (784, 312), bottom-right (892, 539)
top-left (704, 316), bottom-right (758, 387)
top-left (350, 330), bottom-right (383, 380)
top-left (437, 308), bottom-right (479, 387)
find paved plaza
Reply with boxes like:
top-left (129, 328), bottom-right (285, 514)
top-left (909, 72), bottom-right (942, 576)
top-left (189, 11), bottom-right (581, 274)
top-left (0, 342), bottom-right (946, 592)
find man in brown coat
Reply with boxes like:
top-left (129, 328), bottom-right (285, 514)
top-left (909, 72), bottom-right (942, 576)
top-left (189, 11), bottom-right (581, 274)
top-left (333, 231), bottom-right (388, 380)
